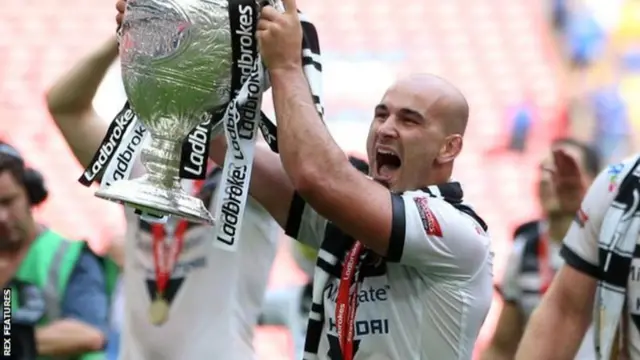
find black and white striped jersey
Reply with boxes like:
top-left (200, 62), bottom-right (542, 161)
top-left (285, 182), bottom-right (493, 360)
top-left (498, 221), bottom-right (559, 318)
top-left (498, 221), bottom-right (595, 359)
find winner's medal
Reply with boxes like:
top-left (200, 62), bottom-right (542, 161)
top-left (149, 296), bottom-right (171, 325)
top-left (149, 215), bottom-right (188, 325)
top-left (149, 180), bottom-right (204, 325)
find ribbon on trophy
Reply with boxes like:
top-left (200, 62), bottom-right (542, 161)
top-left (211, 0), bottom-right (263, 251)
top-left (211, 1), bottom-right (325, 251)
top-left (78, 0), bottom-right (325, 246)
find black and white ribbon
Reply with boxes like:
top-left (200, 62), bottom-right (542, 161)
top-left (211, 3), bottom-right (324, 251)
top-left (211, 0), bottom-right (263, 251)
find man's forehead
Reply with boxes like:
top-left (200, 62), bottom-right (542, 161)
top-left (379, 83), bottom-right (432, 115)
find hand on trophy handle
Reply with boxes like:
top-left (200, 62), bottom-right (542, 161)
top-left (257, 0), bottom-right (303, 72)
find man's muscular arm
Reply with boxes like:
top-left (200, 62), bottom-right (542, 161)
top-left (515, 266), bottom-right (596, 359)
top-left (270, 68), bottom-right (397, 257)
top-left (481, 302), bottom-right (525, 360)
top-left (46, 36), bottom-right (118, 168)
top-left (482, 240), bottom-right (527, 360)
top-left (211, 67), bottom-right (397, 257)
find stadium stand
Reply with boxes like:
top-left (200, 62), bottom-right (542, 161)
top-left (1, 0), bottom-right (562, 358)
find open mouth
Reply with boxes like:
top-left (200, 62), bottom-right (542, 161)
top-left (375, 149), bottom-right (402, 184)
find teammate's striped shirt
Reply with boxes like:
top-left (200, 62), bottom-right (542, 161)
top-left (562, 155), bottom-right (640, 360)
top-left (498, 221), bottom-right (595, 359)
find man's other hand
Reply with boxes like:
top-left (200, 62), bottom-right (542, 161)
top-left (552, 148), bottom-right (588, 214)
top-left (257, 0), bottom-right (303, 72)
top-left (116, 0), bottom-right (126, 27)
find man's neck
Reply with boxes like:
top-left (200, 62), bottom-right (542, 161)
top-left (547, 215), bottom-right (574, 243)
top-left (424, 167), bottom-right (453, 188)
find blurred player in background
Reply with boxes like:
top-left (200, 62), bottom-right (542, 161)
top-left (46, 35), bottom-right (280, 360)
top-left (0, 141), bottom-right (110, 359)
top-left (516, 154), bottom-right (640, 356)
top-left (482, 138), bottom-right (601, 360)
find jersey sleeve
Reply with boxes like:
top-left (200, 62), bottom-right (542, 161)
top-left (386, 192), bottom-right (490, 275)
top-left (284, 192), bottom-right (328, 249)
top-left (496, 236), bottom-right (526, 304)
top-left (560, 163), bottom-right (623, 279)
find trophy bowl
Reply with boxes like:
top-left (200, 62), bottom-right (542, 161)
top-left (95, 0), bottom-right (238, 224)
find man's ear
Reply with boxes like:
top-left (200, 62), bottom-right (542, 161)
top-left (436, 134), bottom-right (463, 164)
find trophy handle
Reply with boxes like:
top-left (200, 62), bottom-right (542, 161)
top-left (95, 135), bottom-right (215, 225)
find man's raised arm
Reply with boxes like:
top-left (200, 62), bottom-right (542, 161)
top-left (46, 36), bottom-right (118, 168)
top-left (255, 2), bottom-right (398, 257)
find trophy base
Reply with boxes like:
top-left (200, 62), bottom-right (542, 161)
top-left (95, 176), bottom-right (215, 225)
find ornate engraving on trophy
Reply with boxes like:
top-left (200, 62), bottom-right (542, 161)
top-left (92, 0), bottom-right (242, 224)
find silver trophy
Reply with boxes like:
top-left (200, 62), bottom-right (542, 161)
top-left (95, 0), bottom-right (244, 224)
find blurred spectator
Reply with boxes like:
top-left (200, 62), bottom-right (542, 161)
top-left (105, 236), bottom-right (124, 360)
top-left (550, 0), bottom-right (569, 35)
top-left (0, 141), bottom-right (110, 359)
top-left (565, 6), bottom-right (606, 69)
top-left (507, 99), bottom-right (534, 153)
top-left (613, 0), bottom-right (640, 153)
top-left (589, 81), bottom-right (630, 162)
top-left (557, 0), bottom-right (640, 162)
top-left (481, 138), bottom-right (601, 360)
top-left (485, 97), bottom-right (535, 155)
top-left (106, 277), bottom-right (124, 360)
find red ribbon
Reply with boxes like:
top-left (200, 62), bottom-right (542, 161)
top-left (538, 230), bottom-right (553, 294)
top-left (151, 180), bottom-right (204, 297)
top-left (335, 241), bottom-right (363, 360)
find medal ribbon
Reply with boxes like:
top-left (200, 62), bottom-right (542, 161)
top-left (538, 230), bottom-right (553, 294)
top-left (335, 241), bottom-right (363, 360)
top-left (151, 180), bottom-right (204, 298)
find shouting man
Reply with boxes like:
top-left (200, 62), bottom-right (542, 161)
top-left (208, 0), bottom-right (494, 358)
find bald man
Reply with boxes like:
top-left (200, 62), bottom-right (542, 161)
top-left (208, 5), bottom-right (493, 357)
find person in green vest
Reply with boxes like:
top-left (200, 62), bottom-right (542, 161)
top-left (0, 141), bottom-right (110, 359)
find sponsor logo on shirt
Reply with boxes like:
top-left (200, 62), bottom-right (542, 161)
top-left (324, 283), bottom-right (390, 304)
top-left (413, 197), bottom-right (443, 237)
top-left (324, 282), bottom-right (392, 357)
top-left (575, 208), bottom-right (589, 228)
top-left (475, 224), bottom-right (487, 236)
top-left (608, 163), bottom-right (624, 192)
top-left (327, 318), bottom-right (390, 337)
